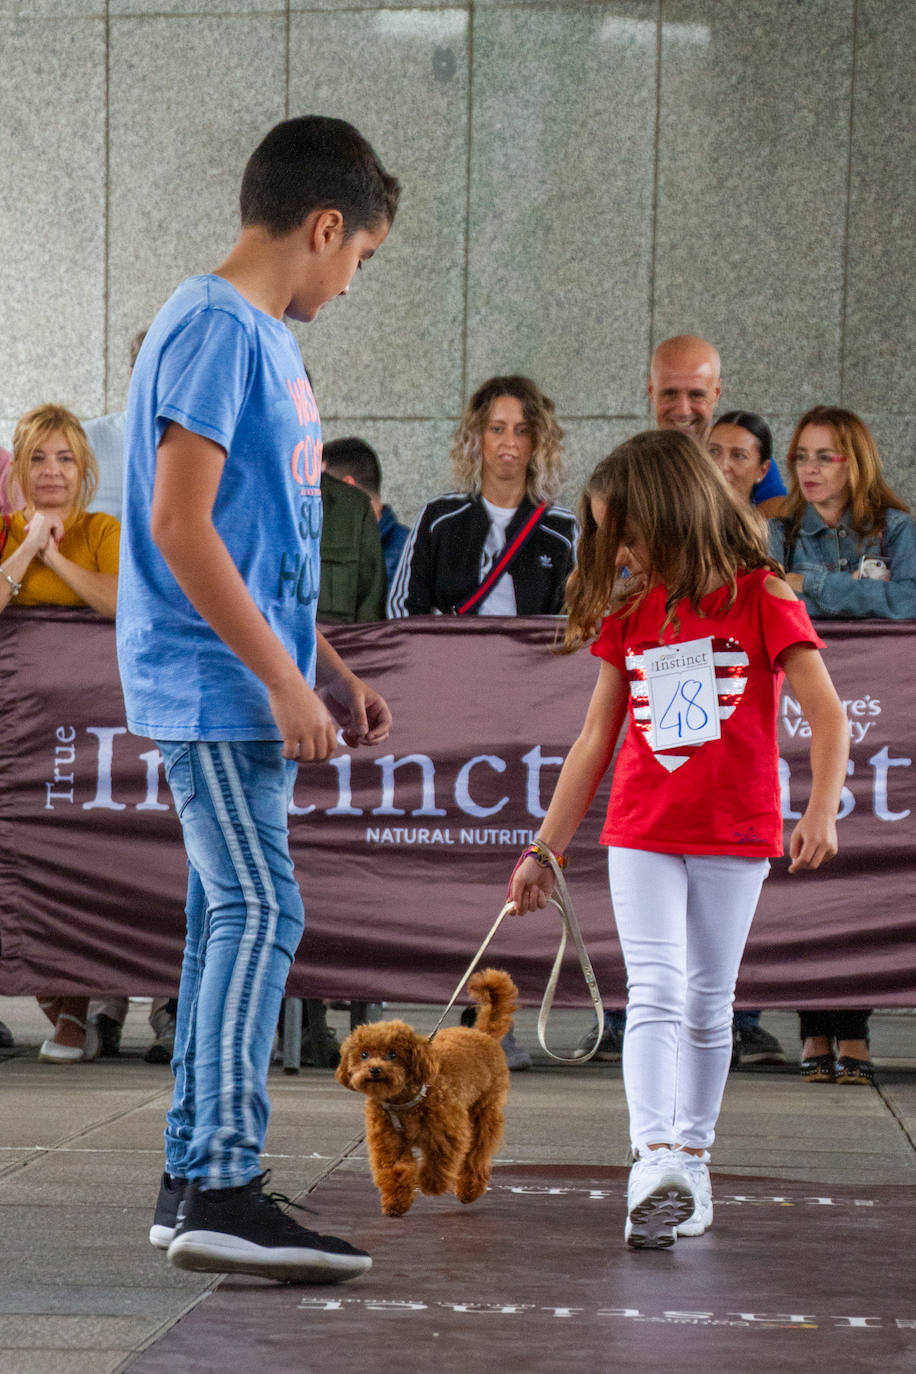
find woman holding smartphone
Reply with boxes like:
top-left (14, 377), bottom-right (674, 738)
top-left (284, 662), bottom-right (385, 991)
top-left (768, 405), bottom-right (916, 620)
top-left (769, 405), bottom-right (916, 1085)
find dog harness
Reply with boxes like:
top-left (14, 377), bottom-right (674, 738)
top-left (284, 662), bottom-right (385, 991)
top-left (379, 1085), bottom-right (428, 1133)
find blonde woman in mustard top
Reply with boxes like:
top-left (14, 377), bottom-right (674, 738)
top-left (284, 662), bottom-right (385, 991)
top-left (0, 403), bottom-right (120, 1061)
top-left (1, 403), bottom-right (118, 617)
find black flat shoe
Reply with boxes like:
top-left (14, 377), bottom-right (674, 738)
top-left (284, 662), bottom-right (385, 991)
top-left (800, 1052), bottom-right (835, 1083)
top-left (834, 1055), bottom-right (875, 1086)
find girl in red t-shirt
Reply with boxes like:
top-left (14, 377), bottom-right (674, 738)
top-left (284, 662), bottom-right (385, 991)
top-left (508, 430), bottom-right (849, 1250)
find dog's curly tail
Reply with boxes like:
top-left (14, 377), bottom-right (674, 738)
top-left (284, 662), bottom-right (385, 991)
top-left (466, 968), bottom-right (519, 1041)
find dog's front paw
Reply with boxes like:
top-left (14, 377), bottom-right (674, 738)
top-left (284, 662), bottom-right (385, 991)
top-left (381, 1195), bottom-right (413, 1217)
top-left (373, 1159), bottom-right (417, 1216)
top-left (456, 1173), bottom-right (489, 1204)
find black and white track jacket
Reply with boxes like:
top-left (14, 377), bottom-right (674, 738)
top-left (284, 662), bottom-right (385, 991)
top-left (387, 491), bottom-right (578, 617)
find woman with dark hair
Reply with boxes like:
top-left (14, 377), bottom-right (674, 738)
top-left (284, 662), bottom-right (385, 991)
top-left (386, 375), bottom-right (577, 618)
top-left (707, 411), bottom-right (783, 514)
top-left (770, 405), bottom-right (916, 1084)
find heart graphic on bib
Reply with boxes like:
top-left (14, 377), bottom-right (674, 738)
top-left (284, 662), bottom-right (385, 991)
top-left (625, 635), bottom-right (749, 772)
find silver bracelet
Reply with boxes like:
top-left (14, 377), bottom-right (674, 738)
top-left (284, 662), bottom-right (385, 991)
top-left (2, 569), bottom-right (22, 597)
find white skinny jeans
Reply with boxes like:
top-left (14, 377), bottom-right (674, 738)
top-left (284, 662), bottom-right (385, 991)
top-left (607, 847), bottom-right (769, 1157)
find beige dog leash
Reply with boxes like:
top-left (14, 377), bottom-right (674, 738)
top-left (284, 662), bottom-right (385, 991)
top-left (427, 848), bottom-right (605, 1063)
top-left (533, 854), bottom-right (606, 1064)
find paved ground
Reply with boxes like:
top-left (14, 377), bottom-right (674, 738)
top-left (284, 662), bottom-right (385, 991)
top-left (1, 998), bottom-right (914, 1373)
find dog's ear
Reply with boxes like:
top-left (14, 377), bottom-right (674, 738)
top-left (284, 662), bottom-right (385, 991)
top-left (334, 1038), bottom-right (354, 1089)
top-left (405, 1034), bottom-right (435, 1086)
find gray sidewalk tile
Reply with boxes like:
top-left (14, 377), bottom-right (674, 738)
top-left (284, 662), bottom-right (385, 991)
top-left (0, 996), bottom-right (913, 1370)
top-left (0, 1355), bottom-right (130, 1374)
top-left (0, 1316), bottom-right (152, 1350)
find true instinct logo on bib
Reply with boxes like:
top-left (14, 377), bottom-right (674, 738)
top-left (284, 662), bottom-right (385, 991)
top-left (626, 635), bottom-right (750, 774)
top-left (644, 637), bottom-right (721, 751)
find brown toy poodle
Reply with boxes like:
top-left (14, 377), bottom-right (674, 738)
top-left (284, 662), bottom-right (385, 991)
top-left (335, 968), bottom-right (518, 1216)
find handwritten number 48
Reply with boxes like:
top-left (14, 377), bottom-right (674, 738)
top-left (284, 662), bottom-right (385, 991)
top-left (659, 678), bottom-right (709, 738)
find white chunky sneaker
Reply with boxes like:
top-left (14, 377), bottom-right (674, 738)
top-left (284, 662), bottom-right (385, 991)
top-left (675, 1151), bottom-right (713, 1237)
top-left (625, 1149), bottom-right (695, 1249)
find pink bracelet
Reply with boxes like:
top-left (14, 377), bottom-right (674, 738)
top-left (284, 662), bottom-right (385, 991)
top-left (507, 840), bottom-right (569, 895)
top-left (526, 839), bottom-right (568, 869)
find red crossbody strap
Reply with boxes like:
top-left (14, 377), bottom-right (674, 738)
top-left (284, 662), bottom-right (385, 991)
top-left (456, 503), bottom-right (548, 615)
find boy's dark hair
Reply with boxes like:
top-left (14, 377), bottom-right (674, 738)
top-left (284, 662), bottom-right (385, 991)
top-left (240, 116), bottom-right (400, 238)
top-left (322, 436), bottom-right (381, 496)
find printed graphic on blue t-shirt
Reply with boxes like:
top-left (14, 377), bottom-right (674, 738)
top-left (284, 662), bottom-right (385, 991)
top-left (116, 274), bottom-right (322, 740)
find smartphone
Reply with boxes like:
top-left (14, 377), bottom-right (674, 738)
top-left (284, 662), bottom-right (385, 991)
top-left (858, 555), bottom-right (890, 581)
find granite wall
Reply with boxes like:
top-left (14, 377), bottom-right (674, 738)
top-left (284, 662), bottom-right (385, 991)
top-left (1, 0), bottom-right (914, 523)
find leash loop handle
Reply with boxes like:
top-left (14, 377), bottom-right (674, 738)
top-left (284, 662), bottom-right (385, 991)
top-left (428, 852), bottom-right (605, 1063)
top-left (534, 854), bottom-right (605, 1063)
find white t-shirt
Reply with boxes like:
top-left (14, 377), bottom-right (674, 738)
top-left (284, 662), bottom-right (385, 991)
top-left (478, 499), bottom-right (518, 615)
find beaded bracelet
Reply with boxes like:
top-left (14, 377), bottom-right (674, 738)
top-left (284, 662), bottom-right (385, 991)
top-left (525, 838), bottom-right (569, 870)
top-left (2, 570), bottom-right (21, 597)
top-left (506, 837), bottom-right (569, 899)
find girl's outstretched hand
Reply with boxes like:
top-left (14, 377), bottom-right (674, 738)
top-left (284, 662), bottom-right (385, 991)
top-left (787, 809), bottom-right (838, 872)
top-left (507, 854), bottom-right (556, 915)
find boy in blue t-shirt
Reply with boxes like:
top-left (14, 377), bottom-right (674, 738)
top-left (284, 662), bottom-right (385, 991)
top-left (117, 116), bottom-right (400, 1284)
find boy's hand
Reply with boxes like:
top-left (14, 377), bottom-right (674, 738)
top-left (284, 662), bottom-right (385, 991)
top-left (507, 854), bottom-right (556, 915)
top-left (324, 672), bottom-right (392, 748)
top-left (788, 809), bottom-right (838, 872)
top-left (269, 678), bottom-right (339, 762)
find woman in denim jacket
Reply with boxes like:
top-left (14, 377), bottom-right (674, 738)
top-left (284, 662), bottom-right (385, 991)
top-left (768, 405), bottom-right (916, 621)
top-left (769, 405), bottom-right (915, 1086)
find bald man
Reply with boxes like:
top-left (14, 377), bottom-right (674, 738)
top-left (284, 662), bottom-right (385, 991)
top-left (648, 334), bottom-right (786, 510)
top-left (648, 334), bottom-right (721, 440)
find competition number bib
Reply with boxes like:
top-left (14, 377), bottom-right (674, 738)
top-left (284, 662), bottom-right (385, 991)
top-left (643, 636), bottom-right (721, 751)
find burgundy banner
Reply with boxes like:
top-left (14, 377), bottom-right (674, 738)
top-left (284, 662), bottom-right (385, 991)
top-left (0, 608), bottom-right (912, 1008)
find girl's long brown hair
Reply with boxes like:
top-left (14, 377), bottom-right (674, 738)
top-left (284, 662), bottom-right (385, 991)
top-left (562, 430), bottom-right (781, 652)
top-left (783, 405), bottom-right (908, 536)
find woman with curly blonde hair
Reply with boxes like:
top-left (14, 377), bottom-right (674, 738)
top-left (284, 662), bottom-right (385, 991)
top-left (387, 375), bottom-right (576, 619)
top-left (386, 374), bottom-right (576, 1070)
top-left (450, 374), bottom-right (567, 506)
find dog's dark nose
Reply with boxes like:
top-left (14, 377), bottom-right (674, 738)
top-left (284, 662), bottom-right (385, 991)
top-left (369, 1066), bottom-right (381, 1078)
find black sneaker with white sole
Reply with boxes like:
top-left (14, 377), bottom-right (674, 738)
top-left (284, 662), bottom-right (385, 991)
top-left (149, 1171), bottom-right (188, 1249)
top-left (167, 1172), bottom-right (372, 1283)
top-left (570, 1021), bottom-right (623, 1062)
top-left (735, 1025), bottom-right (787, 1065)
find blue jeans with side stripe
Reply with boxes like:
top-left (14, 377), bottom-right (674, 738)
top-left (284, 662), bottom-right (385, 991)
top-left (157, 740), bottom-right (304, 1188)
